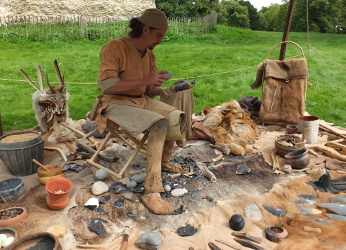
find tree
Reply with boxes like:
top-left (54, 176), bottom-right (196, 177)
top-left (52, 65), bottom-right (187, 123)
top-left (237, 0), bottom-right (263, 30)
top-left (291, 0), bottom-right (344, 33)
top-left (218, 1), bottom-right (250, 28)
top-left (262, 4), bottom-right (281, 31)
top-left (156, 0), bottom-right (218, 18)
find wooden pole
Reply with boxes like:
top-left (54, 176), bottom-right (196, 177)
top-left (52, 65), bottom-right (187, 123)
top-left (279, 0), bottom-right (296, 60)
top-left (0, 112), bottom-right (3, 136)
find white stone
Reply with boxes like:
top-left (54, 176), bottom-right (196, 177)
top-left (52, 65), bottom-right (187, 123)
top-left (91, 181), bottom-right (109, 195)
top-left (245, 204), bottom-right (262, 221)
top-left (164, 185), bottom-right (171, 192)
top-left (84, 197), bottom-right (99, 207)
top-left (2, 236), bottom-right (14, 248)
top-left (171, 188), bottom-right (188, 197)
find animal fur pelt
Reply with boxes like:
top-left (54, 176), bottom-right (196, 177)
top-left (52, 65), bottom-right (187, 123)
top-left (202, 100), bottom-right (258, 155)
top-left (251, 58), bottom-right (309, 125)
top-left (32, 86), bottom-right (70, 133)
top-left (21, 60), bottom-right (77, 143)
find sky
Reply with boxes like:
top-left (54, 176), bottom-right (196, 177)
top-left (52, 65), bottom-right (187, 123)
top-left (247, 0), bottom-right (284, 10)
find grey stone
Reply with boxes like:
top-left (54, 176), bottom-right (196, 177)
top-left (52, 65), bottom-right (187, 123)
top-left (95, 169), bottom-right (108, 180)
top-left (291, 199), bottom-right (315, 206)
top-left (304, 216), bottom-right (333, 226)
top-left (136, 231), bottom-right (163, 250)
top-left (126, 180), bottom-right (137, 188)
top-left (318, 203), bottom-right (346, 216)
top-left (112, 196), bottom-right (125, 208)
top-left (236, 165), bottom-right (251, 175)
top-left (177, 224), bottom-right (197, 236)
top-left (326, 213), bottom-right (346, 221)
top-left (245, 204), bottom-right (262, 221)
top-left (262, 205), bottom-right (286, 217)
top-left (131, 173), bottom-right (146, 184)
top-left (119, 177), bottom-right (131, 185)
top-left (297, 194), bottom-right (318, 200)
top-left (328, 197), bottom-right (346, 203)
top-left (89, 218), bottom-right (107, 236)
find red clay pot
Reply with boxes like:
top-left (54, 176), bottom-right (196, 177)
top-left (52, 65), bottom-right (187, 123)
top-left (45, 177), bottom-right (73, 211)
top-left (0, 207), bottom-right (28, 227)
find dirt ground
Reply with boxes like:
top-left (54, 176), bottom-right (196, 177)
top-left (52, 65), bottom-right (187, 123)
top-left (1, 123), bottom-right (346, 249)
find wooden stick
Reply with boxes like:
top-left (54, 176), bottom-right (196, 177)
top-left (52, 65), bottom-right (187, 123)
top-left (76, 140), bottom-right (117, 162)
top-left (32, 159), bottom-right (51, 172)
top-left (61, 123), bottom-right (97, 145)
top-left (319, 123), bottom-right (346, 140)
top-left (215, 239), bottom-right (241, 250)
top-left (86, 159), bottom-right (121, 179)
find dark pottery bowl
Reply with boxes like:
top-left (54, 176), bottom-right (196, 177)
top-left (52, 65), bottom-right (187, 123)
top-left (8, 232), bottom-right (62, 250)
top-left (0, 207), bottom-right (28, 227)
top-left (285, 148), bottom-right (310, 169)
top-left (0, 178), bottom-right (24, 203)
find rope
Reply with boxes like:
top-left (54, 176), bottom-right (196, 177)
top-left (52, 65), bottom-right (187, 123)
top-left (0, 65), bottom-right (258, 85)
top-left (0, 49), bottom-right (344, 85)
top-left (309, 47), bottom-right (346, 70)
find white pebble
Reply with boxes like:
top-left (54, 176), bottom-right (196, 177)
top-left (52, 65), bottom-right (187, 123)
top-left (171, 188), bottom-right (188, 197)
top-left (164, 185), bottom-right (171, 192)
top-left (91, 181), bottom-right (109, 195)
top-left (0, 234), bottom-right (7, 242)
top-left (2, 236), bottom-right (14, 247)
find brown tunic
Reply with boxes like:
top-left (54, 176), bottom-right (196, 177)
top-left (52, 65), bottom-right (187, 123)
top-left (95, 37), bottom-right (185, 138)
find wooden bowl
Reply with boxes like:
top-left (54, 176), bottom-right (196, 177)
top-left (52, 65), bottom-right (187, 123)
top-left (38, 173), bottom-right (66, 185)
top-left (0, 207), bottom-right (28, 227)
top-left (37, 165), bottom-right (63, 177)
top-left (275, 134), bottom-right (305, 157)
top-left (8, 232), bottom-right (62, 250)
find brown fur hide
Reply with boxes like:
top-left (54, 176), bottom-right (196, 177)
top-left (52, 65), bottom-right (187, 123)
top-left (202, 101), bottom-right (258, 148)
top-left (252, 59), bottom-right (309, 125)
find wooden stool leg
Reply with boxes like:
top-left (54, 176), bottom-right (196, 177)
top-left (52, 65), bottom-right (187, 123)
top-left (118, 132), bottom-right (149, 178)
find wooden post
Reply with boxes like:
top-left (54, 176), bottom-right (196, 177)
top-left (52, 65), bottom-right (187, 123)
top-left (0, 112), bottom-right (3, 136)
top-left (279, 0), bottom-right (296, 60)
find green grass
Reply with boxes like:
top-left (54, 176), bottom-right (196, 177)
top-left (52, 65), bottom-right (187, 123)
top-left (1, 25), bottom-right (345, 133)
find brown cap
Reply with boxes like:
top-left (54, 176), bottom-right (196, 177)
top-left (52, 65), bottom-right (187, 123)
top-left (136, 9), bottom-right (168, 31)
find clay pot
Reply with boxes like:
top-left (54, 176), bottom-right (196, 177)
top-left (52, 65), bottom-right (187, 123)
top-left (45, 177), bottom-right (73, 210)
top-left (0, 227), bottom-right (18, 248)
top-left (0, 207), bottom-right (28, 227)
top-left (0, 178), bottom-right (24, 203)
top-left (285, 148), bottom-right (310, 169)
top-left (8, 232), bottom-right (62, 250)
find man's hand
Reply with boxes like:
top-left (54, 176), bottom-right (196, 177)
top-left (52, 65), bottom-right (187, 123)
top-left (145, 71), bottom-right (171, 86)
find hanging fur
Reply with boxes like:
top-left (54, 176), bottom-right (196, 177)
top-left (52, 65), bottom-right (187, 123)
top-left (252, 58), bottom-right (309, 125)
top-left (20, 60), bottom-right (75, 143)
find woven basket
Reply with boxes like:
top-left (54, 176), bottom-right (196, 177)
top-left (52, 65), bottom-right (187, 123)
top-left (275, 134), bottom-right (305, 157)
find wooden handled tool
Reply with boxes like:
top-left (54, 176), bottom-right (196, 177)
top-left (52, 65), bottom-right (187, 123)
top-left (32, 159), bottom-right (51, 172)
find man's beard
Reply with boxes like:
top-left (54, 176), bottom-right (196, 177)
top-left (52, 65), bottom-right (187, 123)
top-left (148, 44), bottom-right (157, 50)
